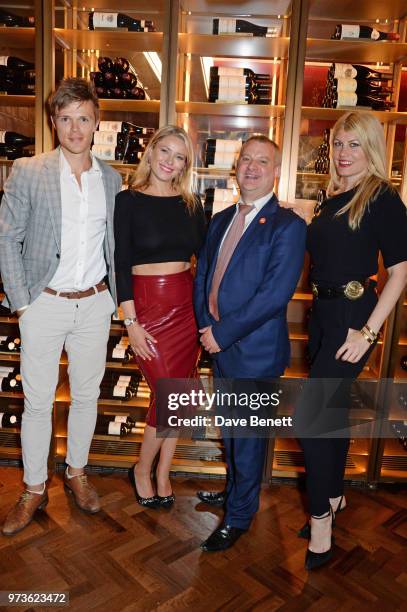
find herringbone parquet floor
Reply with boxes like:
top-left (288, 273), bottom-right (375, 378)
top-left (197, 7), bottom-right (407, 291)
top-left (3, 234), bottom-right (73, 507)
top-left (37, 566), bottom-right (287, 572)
top-left (0, 467), bottom-right (405, 612)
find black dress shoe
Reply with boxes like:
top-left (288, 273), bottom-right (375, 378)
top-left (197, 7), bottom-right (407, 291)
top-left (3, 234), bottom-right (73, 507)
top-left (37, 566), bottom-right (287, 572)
top-left (196, 490), bottom-right (226, 506)
top-left (157, 493), bottom-right (175, 509)
top-left (200, 524), bottom-right (246, 552)
top-left (304, 507), bottom-right (335, 570)
top-left (128, 465), bottom-right (160, 509)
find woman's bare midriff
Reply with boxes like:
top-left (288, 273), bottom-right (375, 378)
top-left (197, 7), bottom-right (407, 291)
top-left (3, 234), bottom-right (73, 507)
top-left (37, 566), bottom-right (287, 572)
top-left (132, 262), bottom-right (191, 275)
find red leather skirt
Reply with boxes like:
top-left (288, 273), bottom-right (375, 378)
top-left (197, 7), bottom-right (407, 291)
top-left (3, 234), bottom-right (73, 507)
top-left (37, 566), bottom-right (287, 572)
top-left (132, 270), bottom-right (199, 428)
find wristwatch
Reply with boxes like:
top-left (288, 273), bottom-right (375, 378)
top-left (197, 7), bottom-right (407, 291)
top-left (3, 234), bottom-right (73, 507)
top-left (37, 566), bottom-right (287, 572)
top-left (124, 317), bottom-right (137, 327)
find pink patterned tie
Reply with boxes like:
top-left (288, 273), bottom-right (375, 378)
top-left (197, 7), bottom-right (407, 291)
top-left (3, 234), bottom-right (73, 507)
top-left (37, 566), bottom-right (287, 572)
top-left (209, 204), bottom-right (254, 321)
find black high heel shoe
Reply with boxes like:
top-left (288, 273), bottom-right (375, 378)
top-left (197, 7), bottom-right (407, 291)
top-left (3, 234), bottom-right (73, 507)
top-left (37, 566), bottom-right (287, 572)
top-left (128, 465), bottom-right (160, 509)
top-left (298, 495), bottom-right (345, 539)
top-left (305, 507), bottom-right (335, 571)
top-left (157, 493), bottom-right (175, 509)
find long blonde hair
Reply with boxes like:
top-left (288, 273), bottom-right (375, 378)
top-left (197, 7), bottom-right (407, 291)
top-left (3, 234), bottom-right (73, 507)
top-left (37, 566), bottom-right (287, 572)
top-left (327, 111), bottom-right (394, 229)
top-left (129, 124), bottom-right (197, 211)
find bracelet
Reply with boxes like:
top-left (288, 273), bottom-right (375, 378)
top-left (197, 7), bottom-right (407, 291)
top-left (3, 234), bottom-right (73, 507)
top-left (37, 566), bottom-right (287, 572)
top-left (360, 326), bottom-right (376, 345)
top-left (363, 324), bottom-right (378, 341)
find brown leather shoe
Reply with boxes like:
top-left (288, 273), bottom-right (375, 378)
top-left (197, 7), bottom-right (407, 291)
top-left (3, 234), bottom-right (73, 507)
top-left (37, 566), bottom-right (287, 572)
top-left (64, 473), bottom-right (100, 514)
top-left (2, 489), bottom-right (49, 536)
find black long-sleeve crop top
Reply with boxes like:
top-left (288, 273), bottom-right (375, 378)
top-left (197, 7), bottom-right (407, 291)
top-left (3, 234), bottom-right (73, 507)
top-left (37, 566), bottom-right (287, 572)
top-left (114, 189), bottom-right (206, 303)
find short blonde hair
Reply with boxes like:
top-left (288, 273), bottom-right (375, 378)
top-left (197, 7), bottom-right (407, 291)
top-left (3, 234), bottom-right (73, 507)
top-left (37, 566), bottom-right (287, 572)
top-left (328, 111), bottom-right (394, 229)
top-left (129, 125), bottom-right (197, 211)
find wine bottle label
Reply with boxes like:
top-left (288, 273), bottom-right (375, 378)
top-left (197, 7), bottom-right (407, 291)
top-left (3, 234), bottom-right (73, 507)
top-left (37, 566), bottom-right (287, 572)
top-left (92, 13), bottom-right (119, 28)
top-left (8, 379), bottom-right (16, 388)
top-left (118, 375), bottom-right (131, 382)
top-left (0, 413), bottom-right (4, 427)
top-left (213, 139), bottom-right (241, 153)
top-left (370, 28), bottom-right (380, 40)
top-left (112, 346), bottom-right (126, 359)
top-left (113, 385), bottom-right (126, 397)
top-left (98, 121), bottom-right (123, 132)
top-left (92, 145), bottom-right (116, 160)
top-left (333, 64), bottom-right (357, 79)
top-left (0, 57), bottom-right (9, 66)
top-left (108, 421), bottom-right (122, 435)
top-left (335, 77), bottom-right (357, 93)
top-left (94, 132), bottom-right (118, 145)
top-left (115, 381), bottom-right (129, 388)
top-left (217, 18), bottom-right (237, 34)
top-left (0, 131), bottom-right (6, 144)
top-left (216, 67), bottom-right (245, 77)
top-left (340, 25), bottom-right (361, 39)
top-left (213, 150), bottom-right (237, 167)
top-left (336, 91), bottom-right (357, 106)
top-left (114, 415), bottom-right (128, 422)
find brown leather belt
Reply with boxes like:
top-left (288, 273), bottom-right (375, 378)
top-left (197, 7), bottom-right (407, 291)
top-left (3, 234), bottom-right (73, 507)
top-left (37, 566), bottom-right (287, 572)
top-left (44, 281), bottom-right (107, 299)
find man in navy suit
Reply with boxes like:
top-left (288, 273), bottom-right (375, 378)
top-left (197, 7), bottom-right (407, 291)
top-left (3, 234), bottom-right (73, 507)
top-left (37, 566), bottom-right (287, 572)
top-left (194, 135), bottom-right (306, 551)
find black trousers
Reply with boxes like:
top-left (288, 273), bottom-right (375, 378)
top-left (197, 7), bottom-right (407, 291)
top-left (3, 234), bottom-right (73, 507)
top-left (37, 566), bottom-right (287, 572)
top-left (297, 286), bottom-right (377, 516)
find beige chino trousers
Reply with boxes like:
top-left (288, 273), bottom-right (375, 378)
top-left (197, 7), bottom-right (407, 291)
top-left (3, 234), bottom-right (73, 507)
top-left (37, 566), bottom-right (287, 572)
top-left (18, 289), bottom-right (114, 486)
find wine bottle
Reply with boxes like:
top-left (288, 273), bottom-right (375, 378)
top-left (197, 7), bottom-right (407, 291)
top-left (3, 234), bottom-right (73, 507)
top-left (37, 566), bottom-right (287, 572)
top-left (99, 383), bottom-right (135, 400)
top-left (204, 187), bottom-right (236, 217)
top-left (88, 12), bottom-right (155, 32)
top-left (113, 57), bottom-right (130, 74)
top-left (0, 412), bottom-right (21, 428)
top-left (401, 355), bottom-right (407, 371)
top-left (204, 138), bottom-right (242, 168)
top-left (97, 414), bottom-right (138, 428)
top-left (98, 121), bottom-right (154, 135)
top-left (98, 57), bottom-right (114, 73)
top-left (0, 335), bottom-right (21, 352)
top-left (107, 337), bottom-right (132, 361)
top-left (0, 56), bottom-right (34, 70)
top-left (110, 87), bottom-right (130, 99)
top-left (331, 91), bottom-right (394, 110)
top-left (0, 131), bottom-right (34, 147)
top-left (4, 83), bottom-right (35, 95)
top-left (92, 144), bottom-right (125, 162)
top-left (210, 65), bottom-right (270, 82)
top-left (119, 72), bottom-right (137, 89)
top-left (0, 144), bottom-right (26, 160)
top-left (94, 420), bottom-right (128, 436)
top-left (0, 66), bottom-right (36, 83)
top-left (0, 376), bottom-right (21, 392)
top-left (213, 18), bottom-right (279, 38)
top-left (103, 71), bottom-right (120, 87)
top-left (329, 77), bottom-right (393, 95)
top-left (125, 150), bottom-right (143, 164)
top-left (94, 86), bottom-right (113, 99)
top-left (0, 9), bottom-right (34, 27)
top-left (128, 86), bottom-right (146, 100)
top-left (391, 420), bottom-right (407, 451)
top-left (89, 71), bottom-right (105, 87)
top-left (332, 24), bottom-right (400, 41)
top-left (94, 132), bottom-right (128, 146)
top-left (101, 373), bottom-right (140, 392)
top-left (330, 63), bottom-right (392, 82)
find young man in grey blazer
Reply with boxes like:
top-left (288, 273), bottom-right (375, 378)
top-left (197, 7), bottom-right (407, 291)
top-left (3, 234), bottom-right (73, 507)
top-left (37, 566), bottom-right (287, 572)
top-left (0, 78), bottom-right (122, 535)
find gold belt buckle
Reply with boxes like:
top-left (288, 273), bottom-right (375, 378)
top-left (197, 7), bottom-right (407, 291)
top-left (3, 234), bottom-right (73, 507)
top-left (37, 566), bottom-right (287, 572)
top-left (344, 280), bottom-right (364, 300)
top-left (311, 282), bottom-right (318, 298)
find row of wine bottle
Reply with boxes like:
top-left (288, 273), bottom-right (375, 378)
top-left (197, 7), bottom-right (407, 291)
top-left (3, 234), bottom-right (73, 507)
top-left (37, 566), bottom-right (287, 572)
top-left (91, 121), bottom-right (153, 164)
top-left (90, 56), bottom-right (146, 100)
top-left (314, 130), bottom-right (330, 175)
top-left (203, 138), bottom-right (242, 169)
top-left (0, 57), bottom-right (35, 95)
top-left (99, 372), bottom-right (141, 401)
top-left (2, 8), bottom-right (401, 43)
top-left (208, 66), bottom-right (272, 105)
top-left (0, 130), bottom-right (35, 161)
top-left (322, 63), bottom-right (395, 111)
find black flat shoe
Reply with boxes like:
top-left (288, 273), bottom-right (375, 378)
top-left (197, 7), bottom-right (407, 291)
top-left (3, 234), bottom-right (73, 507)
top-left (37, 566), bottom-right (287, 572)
top-left (157, 493), bottom-right (175, 509)
top-left (298, 495), bottom-right (345, 539)
top-left (196, 490), bottom-right (226, 506)
top-left (200, 524), bottom-right (246, 552)
top-left (128, 465), bottom-right (160, 509)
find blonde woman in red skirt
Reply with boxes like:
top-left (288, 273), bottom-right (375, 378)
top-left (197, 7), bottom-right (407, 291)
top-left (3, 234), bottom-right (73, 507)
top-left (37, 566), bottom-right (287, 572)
top-left (114, 125), bottom-right (206, 508)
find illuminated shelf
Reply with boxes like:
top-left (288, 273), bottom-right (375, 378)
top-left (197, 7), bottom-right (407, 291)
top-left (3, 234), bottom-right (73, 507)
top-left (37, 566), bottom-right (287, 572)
top-left (302, 106), bottom-right (407, 124)
top-left (98, 99), bottom-right (160, 112)
top-left (0, 353), bottom-right (20, 363)
top-left (54, 29), bottom-right (163, 52)
top-left (306, 38), bottom-right (407, 64)
top-left (176, 101), bottom-right (285, 118)
top-left (399, 333), bottom-right (407, 346)
top-left (0, 26), bottom-right (35, 47)
top-left (178, 33), bottom-right (290, 59)
top-left (55, 380), bottom-right (149, 408)
top-left (309, 0), bottom-right (407, 20)
top-left (0, 95), bottom-right (35, 107)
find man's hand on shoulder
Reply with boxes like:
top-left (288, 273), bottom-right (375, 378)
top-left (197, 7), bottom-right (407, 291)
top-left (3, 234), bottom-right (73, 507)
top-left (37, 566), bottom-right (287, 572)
top-left (199, 326), bottom-right (221, 354)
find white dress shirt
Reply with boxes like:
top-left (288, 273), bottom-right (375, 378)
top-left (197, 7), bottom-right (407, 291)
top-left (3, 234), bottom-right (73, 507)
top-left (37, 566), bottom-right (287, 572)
top-left (49, 151), bottom-right (107, 291)
top-left (219, 190), bottom-right (274, 251)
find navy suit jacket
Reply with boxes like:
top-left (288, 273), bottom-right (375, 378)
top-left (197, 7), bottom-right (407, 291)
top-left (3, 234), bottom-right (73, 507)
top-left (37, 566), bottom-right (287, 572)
top-left (194, 194), bottom-right (306, 378)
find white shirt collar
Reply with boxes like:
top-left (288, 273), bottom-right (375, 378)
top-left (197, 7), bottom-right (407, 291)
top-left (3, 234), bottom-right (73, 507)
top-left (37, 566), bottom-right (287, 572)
top-left (238, 190), bottom-right (274, 212)
top-left (59, 149), bottom-right (101, 177)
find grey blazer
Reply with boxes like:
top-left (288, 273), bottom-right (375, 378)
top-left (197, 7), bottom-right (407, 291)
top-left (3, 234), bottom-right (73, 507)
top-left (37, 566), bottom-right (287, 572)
top-left (0, 147), bottom-right (122, 312)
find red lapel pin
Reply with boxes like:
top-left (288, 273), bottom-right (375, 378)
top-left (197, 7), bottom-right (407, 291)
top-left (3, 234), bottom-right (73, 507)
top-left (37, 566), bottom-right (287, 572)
top-left (259, 217), bottom-right (266, 224)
